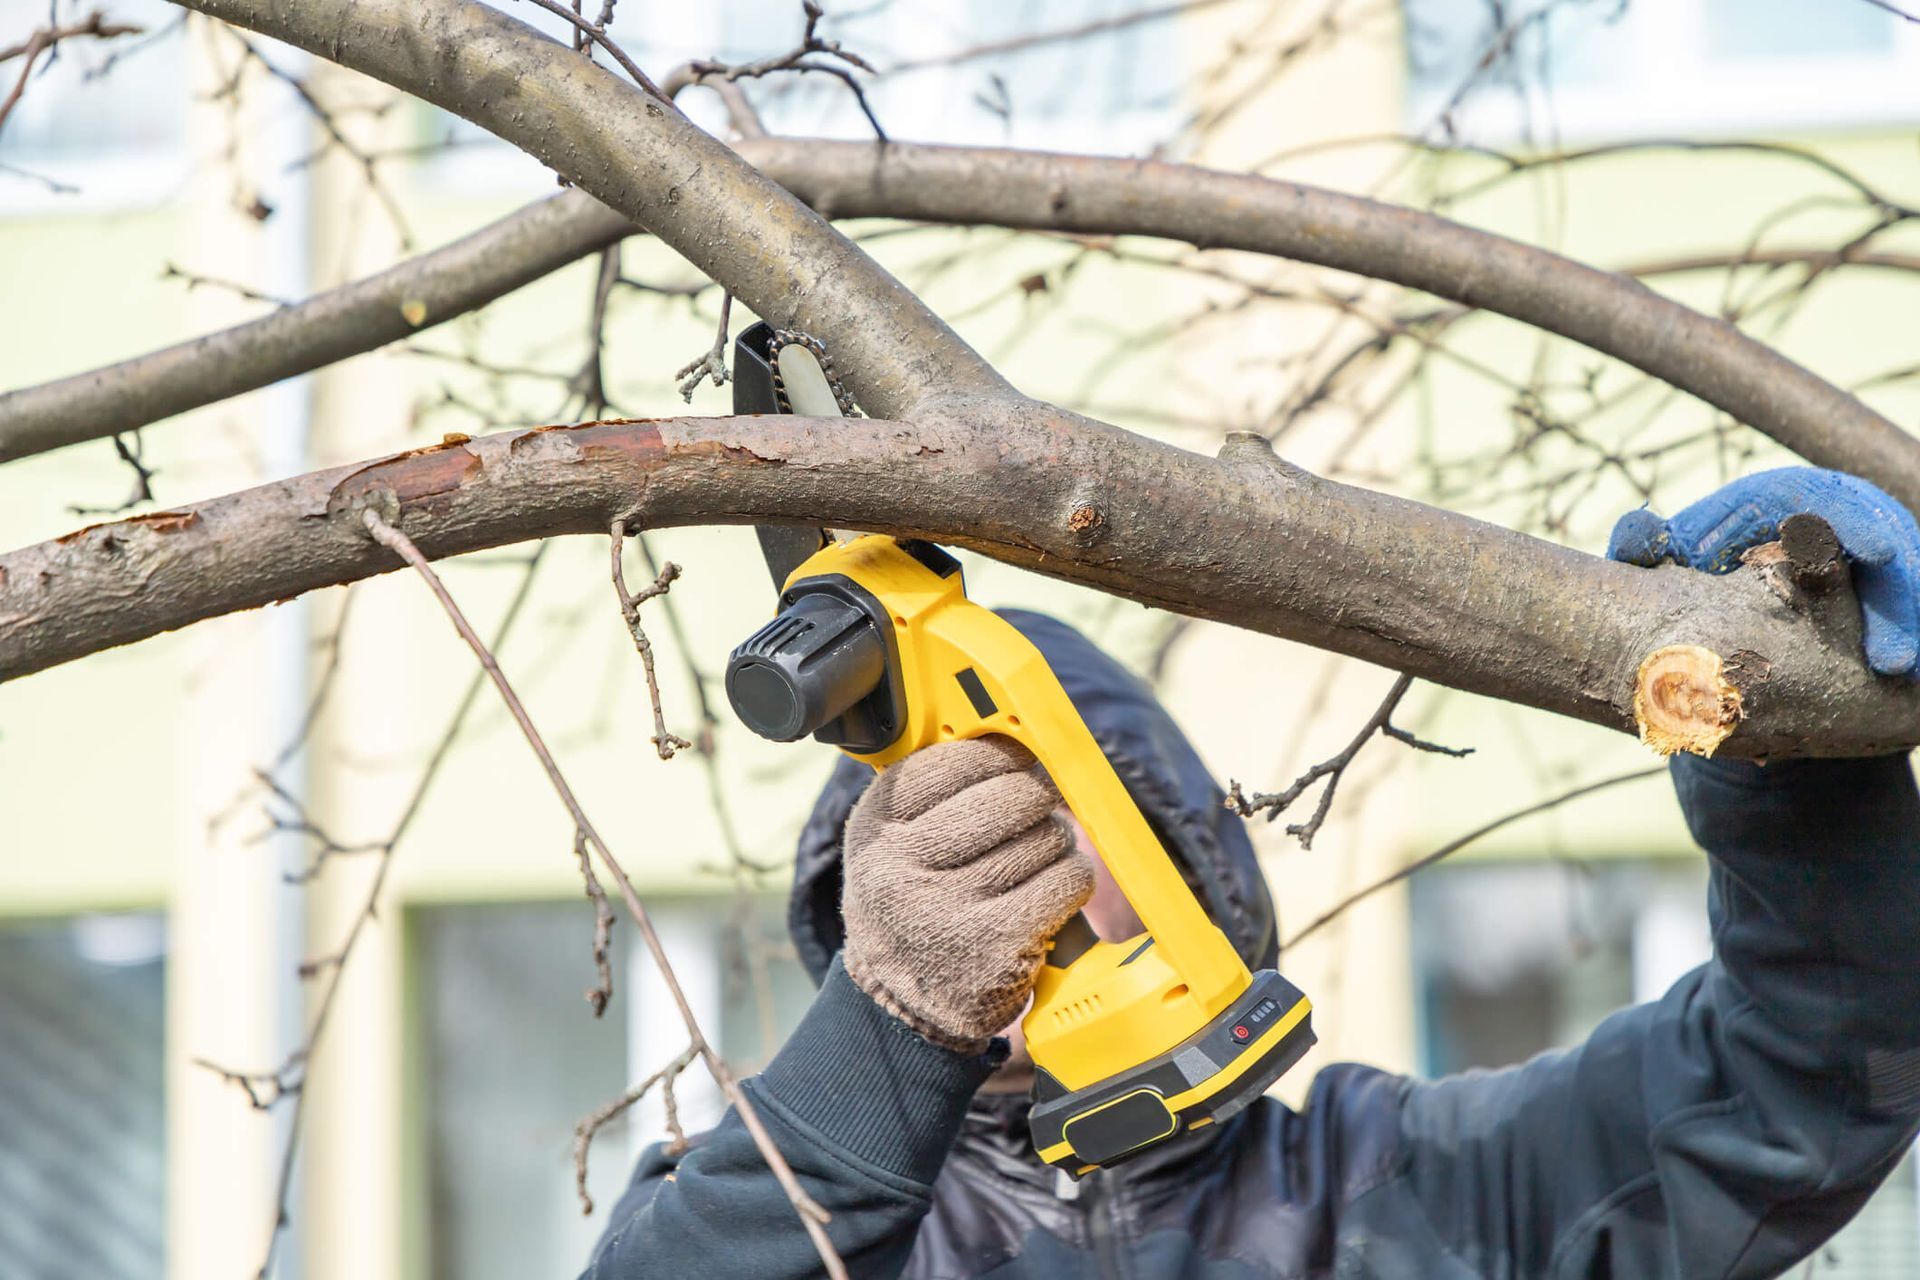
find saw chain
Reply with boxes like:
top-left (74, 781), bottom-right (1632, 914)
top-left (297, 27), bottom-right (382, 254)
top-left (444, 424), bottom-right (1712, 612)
top-left (766, 328), bottom-right (860, 418)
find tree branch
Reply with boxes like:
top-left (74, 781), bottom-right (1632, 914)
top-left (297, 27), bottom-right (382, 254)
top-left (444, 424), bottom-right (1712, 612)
top-left (0, 189), bottom-right (628, 463)
top-left (169, 0), bottom-right (1005, 418)
top-left (1227, 672), bottom-right (1469, 849)
top-left (11, 135), bottom-right (1909, 511)
top-left (737, 139), bottom-right (1920, 512)
top-left (6, 411), bottom-right (1918, 759)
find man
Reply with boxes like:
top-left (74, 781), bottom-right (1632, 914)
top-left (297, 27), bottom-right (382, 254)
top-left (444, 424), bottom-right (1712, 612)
top-left (586, 468), bottom-right (1920, 1278)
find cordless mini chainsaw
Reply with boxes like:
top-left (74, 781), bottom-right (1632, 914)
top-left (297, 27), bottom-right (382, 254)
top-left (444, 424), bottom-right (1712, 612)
top-left (723, 322), bottom-right (1315, 1174)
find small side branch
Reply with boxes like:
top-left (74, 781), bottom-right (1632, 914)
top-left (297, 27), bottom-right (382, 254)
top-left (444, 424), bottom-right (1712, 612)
top-left (572, 1042), bottom-right (699, 1215)
top-left (361, 508), bottom-right (845, 1280)
top-left (0, 12), bottom-right (143, 138)
top-left (516, 0), bottom-right (671, 102)
top-left (663, 1), bottom-right (886, 140)
top-left (610, 519), bottom-right (692, 759)
top-left (1228, 673), bottom-right (1470, 849)
top-left (674, 293), bottom-right (733, 402)
top-left (574, 829), bottom-right (617, 1018)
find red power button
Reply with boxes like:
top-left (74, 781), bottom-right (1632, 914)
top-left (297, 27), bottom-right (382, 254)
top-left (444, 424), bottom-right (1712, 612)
top-left (1232, 1024), bottom-right (1250, 1041)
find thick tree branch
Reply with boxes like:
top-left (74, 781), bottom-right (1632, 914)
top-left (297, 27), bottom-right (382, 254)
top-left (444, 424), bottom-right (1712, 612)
top-left (737, 139), bottom-right (1920, 511)
top-left (11, 135), bottom-right (1911, 511)
top-left (169, 0), bottom-right (1005, 418)
top-left (5, 411), bottom-right (1917, 759)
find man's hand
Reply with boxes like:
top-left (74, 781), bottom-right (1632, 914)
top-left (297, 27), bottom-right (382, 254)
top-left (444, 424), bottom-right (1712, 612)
top-left (842, 736), bottom-right (1095, 1053)
top-left (1609, 465), bottom-right (1920, 678)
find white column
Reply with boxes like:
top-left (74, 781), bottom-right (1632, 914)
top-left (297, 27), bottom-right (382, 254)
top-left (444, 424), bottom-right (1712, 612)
top-left (626, 904), bottom-right (726, 1157)
top-left (1631, 878), bottom-right (1711, 1006)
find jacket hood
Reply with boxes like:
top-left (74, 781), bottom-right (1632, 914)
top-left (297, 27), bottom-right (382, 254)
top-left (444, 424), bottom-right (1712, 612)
top-left (789, 608), bottom-right (1279, 985)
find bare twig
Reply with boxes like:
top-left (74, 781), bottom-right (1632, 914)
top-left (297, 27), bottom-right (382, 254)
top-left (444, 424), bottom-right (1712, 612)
top-left (361, 508), bottom-right (846, 1280)
top-left (575, 828), bottom-right (617, 1017)
top-left (0, 11), bottom-right (142, 137)
top-left (161, 260), bottom-right (291, 308)
top-left (191, 1053), bottom-right (304, 1111)
top-left (1284, 766), bottom-right (1666, 949)
top-left (568, 246), bottom-right (625, 417)
top-left (573, 1042), bottom-right (699, 1215)
top-left (66, 432), bottom-right (159, 516)
top-left (887, 0), bottom-right (1239, 73)
top-left (1228, 673), bottom-right (1470, 849)
top-left (610, 519), bottom-right (692, 758)
top-left (198, 547), bottom-right (549, 1280)
top-left (674, 293), bottom-right (733, 402)
top-left (250, 769), bottom-right (386, 882)
top-left (216, 28), bottom-right (415, 247)
top-left (1856, 0), bottom-right (1918, 23)
top-left (662, 0), bottom-right (887, 140)
top-left (514, 0), bottom-right (671, 102)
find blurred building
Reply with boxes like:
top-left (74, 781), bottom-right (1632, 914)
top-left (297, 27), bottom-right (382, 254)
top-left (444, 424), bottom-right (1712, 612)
top-left (1, 1), bottom-right (1916, 1276)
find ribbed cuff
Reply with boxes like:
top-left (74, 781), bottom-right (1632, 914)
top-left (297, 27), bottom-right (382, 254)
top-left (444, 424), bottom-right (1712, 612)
top-left (752, 955), bottom-right (1005, 1186)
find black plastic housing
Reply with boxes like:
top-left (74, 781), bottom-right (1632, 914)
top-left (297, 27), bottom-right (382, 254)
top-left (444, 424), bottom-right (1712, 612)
top-left (725, 575), bottom-right (905, 754)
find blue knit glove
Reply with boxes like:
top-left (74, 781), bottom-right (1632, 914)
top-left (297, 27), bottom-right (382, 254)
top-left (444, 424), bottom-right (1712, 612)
top-left (1608, 467), bottom-right (1920, 678)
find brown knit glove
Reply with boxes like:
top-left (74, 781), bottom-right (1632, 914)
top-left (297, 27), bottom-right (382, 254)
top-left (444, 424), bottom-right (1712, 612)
top-left (842, 736), bottom-right (1096, 1053)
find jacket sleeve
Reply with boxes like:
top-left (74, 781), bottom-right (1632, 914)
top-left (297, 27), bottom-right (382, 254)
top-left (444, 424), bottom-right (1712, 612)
top-left (1380, 753), bottom-right (1920, 1279)
top-left (583, 956), bottom-right (1000, 1280)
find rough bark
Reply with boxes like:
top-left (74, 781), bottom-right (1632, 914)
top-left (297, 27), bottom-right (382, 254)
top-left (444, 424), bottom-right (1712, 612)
top-left (168, 0), bottom-right (1007, 422)
top-left (9, 132), bottom-right (1913, 510)
top-left (4, 409), bottom-right (1914, 759)
top-left (0, 189), bottom-right (629, 463)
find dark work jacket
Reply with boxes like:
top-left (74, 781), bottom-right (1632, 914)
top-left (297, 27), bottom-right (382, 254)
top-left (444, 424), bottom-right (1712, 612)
top-left (586, 611), bottom-right (1920, 1279)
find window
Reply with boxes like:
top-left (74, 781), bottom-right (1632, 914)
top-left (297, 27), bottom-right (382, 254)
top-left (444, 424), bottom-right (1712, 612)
top-left (0, 913), bottom-right (167, 1280)
top-left (1412, 860), bottom-right (1707, 1074)
top-left (1403, 0), bottom-right (1920, 142)
top-left (414, 895), bottom-right (810, 1279)
top-left (0, 0), bottom-right (190, 213)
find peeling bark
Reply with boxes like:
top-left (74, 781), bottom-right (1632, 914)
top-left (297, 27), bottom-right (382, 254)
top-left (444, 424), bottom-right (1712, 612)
top-left (4, 409), bottom-right (1915, 759)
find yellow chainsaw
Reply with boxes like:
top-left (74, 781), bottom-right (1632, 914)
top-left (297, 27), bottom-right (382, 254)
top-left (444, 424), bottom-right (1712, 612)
top-left (724, 322), bottom-right (1314, 1174)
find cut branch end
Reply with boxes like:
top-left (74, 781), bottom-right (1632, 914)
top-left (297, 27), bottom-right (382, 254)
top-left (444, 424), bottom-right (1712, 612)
top-left (1634, 645), bottom-right (1743, 757)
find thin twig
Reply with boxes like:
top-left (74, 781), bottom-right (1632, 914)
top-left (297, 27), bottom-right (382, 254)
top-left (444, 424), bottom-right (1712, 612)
top-left (575, 828), bottom-right (617, 1018)
top-left (161, 260), bottom-right (292, 308)
top-left (663, 0), bottom-right (887, 140)
top-left (67, 432), bottom-right (158, 516)
top-left (674, 293), bottom-right (733, 402)
top-left (514, 0), bottom-right (672, 102)
top-left (0, 11), bottom-right (142, 137)
top-left (361, 509), bottom-right (846, 1280)
top-left (573, 1042), bottom-right (699, 1214)
top-left (887, 0), bottom-right (1238, 73)
top-left (1227, 673), bottom-right (1470, 848)
top-left (569, 246), bottom-right (624, 416)
top-left (199, 547), bottom-right (550, 1280)
top-left (610, 519), bottom-right (691, 758)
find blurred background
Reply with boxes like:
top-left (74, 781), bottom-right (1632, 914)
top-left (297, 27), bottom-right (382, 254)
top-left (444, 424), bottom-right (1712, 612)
top-left (2, 0), bottom-right (1918, 1275)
